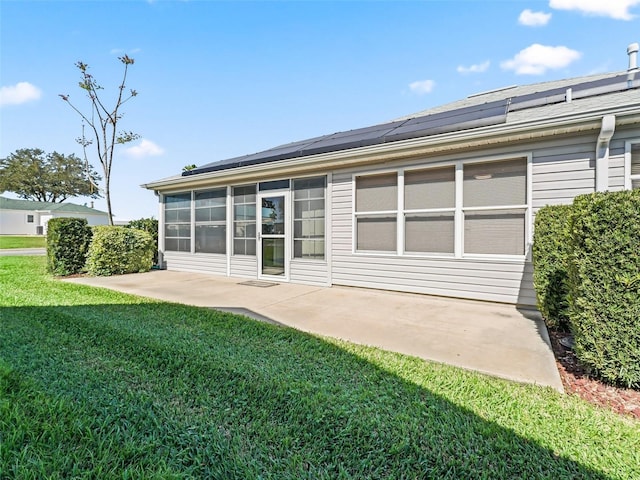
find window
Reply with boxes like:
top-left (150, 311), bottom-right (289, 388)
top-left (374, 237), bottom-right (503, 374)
top-left (233, 185), bottom-right (256, 255)
top-left (404, 166), bottom-right (455, 254)
top-left (195, 188), bottom-right (226, 254)
top-left (631, 143), bottom-right (640, 190)
top-left (293, 176), bottom-right (325, 260)
top-left (353, 157), bottom-right (529, 258)
top-left (26, 215), bottom-right (34, 223)
top-left (463, 158), bottom-right (527, 255)
top-left (164, 193), bottom-right (191, 252)
top-left (355, 173), bottom-right (397, 252)
top-left (259, 179), bottom-right (290, 191)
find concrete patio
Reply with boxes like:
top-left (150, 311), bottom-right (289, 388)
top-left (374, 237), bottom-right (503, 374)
top-left (64, 270), bottom-right (563, 391)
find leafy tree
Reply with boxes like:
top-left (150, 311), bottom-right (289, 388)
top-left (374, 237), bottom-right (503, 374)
top-left (60, 55), bottom-right (139, 225)
top-left (0, 148), bottom-right (101, 202)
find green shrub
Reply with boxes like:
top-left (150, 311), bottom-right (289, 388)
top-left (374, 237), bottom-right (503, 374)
top-left (86, 226), bottom-right (154, 276)
top-left (532, 204), bottom-right (572, 330)
top-left (567, 190), bottom-right (640, 388)
top-left (46, 217), bottom-right (92, 275)
top-left (126, 217), bottom-right (158, 264)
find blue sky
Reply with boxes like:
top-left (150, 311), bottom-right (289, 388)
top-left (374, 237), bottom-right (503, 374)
top-left (1, 0), bottom-right (639, 221)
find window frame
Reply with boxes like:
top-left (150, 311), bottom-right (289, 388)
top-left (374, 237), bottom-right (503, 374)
top-left (194, 187), bottom-right (227, 254)
top-left (353, 170), bottom-right (399, 254)
top-left (624, 140), bottom-right (640, 190)
top-left (163, 192), bottom-right (192, 253)
top-left (292, 175), bottom-right (327, 261)
top-left (232, 184), bottom-right (257, 256)
top-left (403, 165), bottom-right (456, 257)
top-left (26, 214), bottom-right (34, 223)
top-left (461, 157), bottom-right (529, 258)
top-left (351, 153), bottom-right (532, 260)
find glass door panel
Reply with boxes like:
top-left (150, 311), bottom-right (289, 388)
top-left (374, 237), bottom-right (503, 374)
top-left (259, 194), bottom-right (288, 278)
top-left (261, 196), bottom-right (285, 235)
top-left (261, 238), bottom-right (285, 276)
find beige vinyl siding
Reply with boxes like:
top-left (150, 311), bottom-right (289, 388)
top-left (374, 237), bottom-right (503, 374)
top-left (290, 260), bottom-right (329, 286)
top-left (331, 253), bottom-right (534, 305)
top-left (230, 255), bottom-right (257, 278)
top-left (530, 129), bottom-right (639, 205)
top-left (612, 128), bottom-right (640, 190)
top-left (163, 252), bottom-right (227, 275)
top-left (608, 154), bottom-right (626, 191)
top-left (531, 134), bottom-right (595, 211)
top-left (331, 171), bottom-right (535, 305)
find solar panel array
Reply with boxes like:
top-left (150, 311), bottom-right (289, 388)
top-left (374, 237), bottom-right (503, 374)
top-left (184, 72), bottom-right (638, 176)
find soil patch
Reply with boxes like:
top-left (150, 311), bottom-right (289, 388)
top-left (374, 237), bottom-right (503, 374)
top-left (548, 328), bottom-right (640, 420)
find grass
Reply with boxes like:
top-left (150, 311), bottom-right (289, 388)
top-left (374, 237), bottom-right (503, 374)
top-left (1, 256), bottom-right (639, 479)
top-left (0, 235), bottom-right (45, 249)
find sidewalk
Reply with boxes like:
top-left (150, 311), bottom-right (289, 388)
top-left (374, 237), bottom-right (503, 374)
top-left (64, 270), bottom-right (563, 391)
top-left (0, 248), bottom-right (46, 256)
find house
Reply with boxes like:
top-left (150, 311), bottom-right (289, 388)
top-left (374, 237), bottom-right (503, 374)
top-left (142, 43), bottom-right (640, 307)
top-left (0, 196), bottom-right (109, 235)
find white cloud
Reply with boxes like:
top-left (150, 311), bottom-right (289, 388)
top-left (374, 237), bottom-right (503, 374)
top-left (500, 44), bottom-right (582, 75)
top-left (549, 0), bottom-right (639, 20)
top-left (0, 82), bottom-right (42, 107)
top-left (518, 9), bottom-right (552, 26)
top-left (125, 139), bottom-right (165, 158)
top-left (409, 79), bottom-right (435, 94)
top-left (110, 47), bottom-right (142, 55)
top-left (457, 61), bottom-right (490, 74)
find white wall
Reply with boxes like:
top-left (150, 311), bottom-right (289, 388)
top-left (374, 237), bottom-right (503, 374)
top-left (0, 209), bottom-right (39, 235)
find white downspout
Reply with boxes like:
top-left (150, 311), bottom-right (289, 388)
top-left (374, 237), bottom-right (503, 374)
top-left (595, 115), bottom-right (616, 192)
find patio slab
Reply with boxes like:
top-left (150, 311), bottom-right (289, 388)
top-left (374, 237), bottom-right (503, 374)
top-left (64, 270), bottom-right (563, 391)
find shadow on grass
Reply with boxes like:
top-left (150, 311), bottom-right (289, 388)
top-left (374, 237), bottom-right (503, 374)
top-left (0, 301), bottom-right (620, 479)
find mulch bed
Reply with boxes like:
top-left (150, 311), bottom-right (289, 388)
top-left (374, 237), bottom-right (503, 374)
top-left (548, 328), bottom-right (640, 420)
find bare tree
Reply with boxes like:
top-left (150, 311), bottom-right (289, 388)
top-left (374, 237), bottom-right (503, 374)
top-left (60, 55), bottom-right (139, 225)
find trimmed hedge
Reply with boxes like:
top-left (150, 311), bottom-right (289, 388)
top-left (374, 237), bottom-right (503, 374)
top-left (532, 204), bottom-right (572, 330)
top-left (567, 190), bottom-right (640, 388)
top-left (46, 217), bottom-right (92, 276)
top-left (126, 217), bottom-right (158, 265)
top-left (86, 226), bottom-right (154, 276)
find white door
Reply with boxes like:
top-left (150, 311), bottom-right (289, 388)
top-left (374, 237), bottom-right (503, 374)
top-left (257, 191), bottom-right (290, 280)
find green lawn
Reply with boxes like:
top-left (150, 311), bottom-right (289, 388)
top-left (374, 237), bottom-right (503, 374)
top-left (1, 256), bottom-right (638, 479)
top-left (0, 235), bottom-right (46, 249)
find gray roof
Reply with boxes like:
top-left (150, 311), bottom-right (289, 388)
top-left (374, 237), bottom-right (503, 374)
top-left (183, 70), bottom-right (640, 177)
top-left (394, 71), bottom-right (625, 120)
top-left (0, 196), bottom-right (108, 215)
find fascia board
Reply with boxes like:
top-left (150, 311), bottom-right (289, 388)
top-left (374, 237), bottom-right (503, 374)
top-left (142, 104), bottom-right (640, 192)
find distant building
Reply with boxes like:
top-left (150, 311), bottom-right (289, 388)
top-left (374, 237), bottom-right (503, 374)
top-left (0, 196), bottom-right (109, 235)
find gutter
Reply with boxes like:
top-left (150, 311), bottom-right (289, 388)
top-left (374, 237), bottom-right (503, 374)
top-left (595, 115), bottom-right (616, 191)
top-left (142, 103), bottom-right (640, 191)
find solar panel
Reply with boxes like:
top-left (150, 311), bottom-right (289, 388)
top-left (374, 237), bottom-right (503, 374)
top-left (384, 100), bottom-right (508, 142)
top-left (298, 121), bottom-right (405, 157)
top-left (184, 73), bottom-right (638, 177)
top-left (185, 134), bottom-right (333, 175)
top-left (508, 74), bottom-right (630, 112)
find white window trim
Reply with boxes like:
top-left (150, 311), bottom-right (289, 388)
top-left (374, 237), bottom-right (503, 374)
top-left (400, 165), bottom-right (456, 257)
top-left (194, 187), bottom-right (227, 255)
top-left (352, 153), bottom-right (532, 260)
top-left (231, 183), bottom-right (258, 257)
top-left (164, 192), bottom-right (193, 254)
top-left (351, 167), bottom-right (400, 254)
top-left (624, 140), bottom-right (640, 190)
top-left (291, 175), bottom-right (328, 262)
